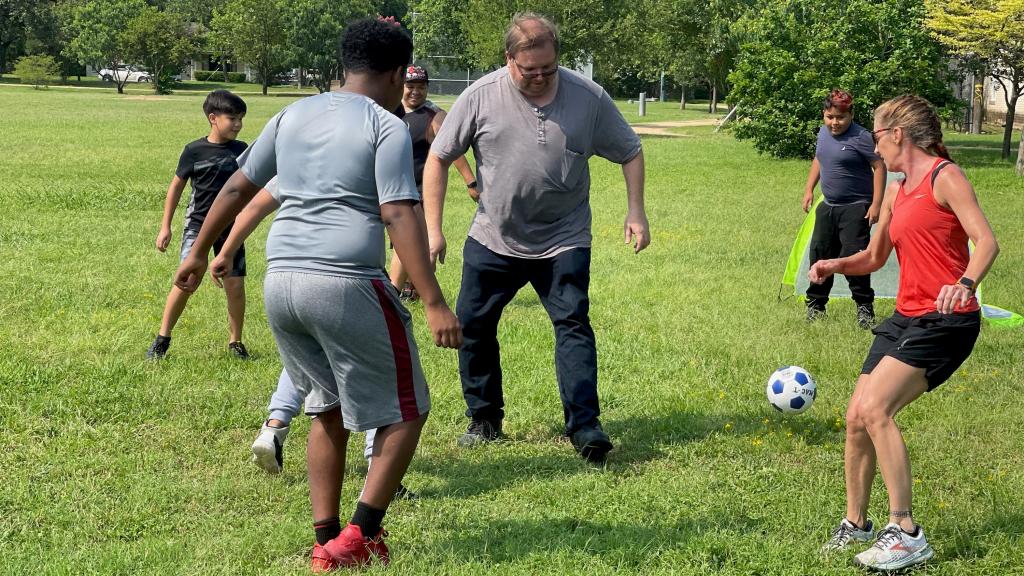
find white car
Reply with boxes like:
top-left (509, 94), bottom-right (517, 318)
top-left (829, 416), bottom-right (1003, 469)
top-left (98, 66), bottom-right (151, 83)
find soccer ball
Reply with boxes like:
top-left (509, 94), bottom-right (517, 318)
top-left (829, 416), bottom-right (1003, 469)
top-left (766, 366), bottom-right (817, 414)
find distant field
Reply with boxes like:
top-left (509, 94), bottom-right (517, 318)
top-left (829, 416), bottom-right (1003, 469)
top-left (0, 86), bottom-right (1021, 575)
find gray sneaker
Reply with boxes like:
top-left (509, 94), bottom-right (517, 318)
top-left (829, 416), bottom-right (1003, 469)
top-left (853, 523), bottom-right (933, 570)
top-left (457, 418), bottom-right (502, 447)
top-left (251, 421), bottom-right (289, 474)
top-left (806, 306), bottom-right (827, 322)
top-left (822, 518), bottom-right (874, 553)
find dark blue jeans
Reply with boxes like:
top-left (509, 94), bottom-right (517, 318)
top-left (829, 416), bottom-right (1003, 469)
top-left (456, 237), bottom-right (599, 435)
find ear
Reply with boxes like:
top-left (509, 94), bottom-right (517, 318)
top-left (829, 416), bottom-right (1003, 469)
top-left (208, 112), bottom-right (217, 125)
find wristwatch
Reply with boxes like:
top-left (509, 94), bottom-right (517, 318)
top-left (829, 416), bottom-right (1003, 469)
top-left (467, 180), bottom-right (478, 189)
top-left (957, 276), bottom-right (976, 293)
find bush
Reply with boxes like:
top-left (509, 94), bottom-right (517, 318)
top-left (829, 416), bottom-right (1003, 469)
top-left (193, 70), bottom-right (248, 83)
top-left (14, 55), bottom-right (58, 89)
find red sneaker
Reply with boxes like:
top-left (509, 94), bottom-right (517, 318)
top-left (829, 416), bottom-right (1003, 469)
top-left (311, 542), bottom-right (340, 573)
top-left (323, 523), bottom-right (390, 567)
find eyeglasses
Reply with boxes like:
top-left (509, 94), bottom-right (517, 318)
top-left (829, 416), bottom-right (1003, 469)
top-left (871, 127), bottom-right (893, 144)
top-left (511, 58), bottom-right (558, 79)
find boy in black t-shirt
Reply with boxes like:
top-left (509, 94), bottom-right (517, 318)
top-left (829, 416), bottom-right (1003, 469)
top-left (147, 90), bottom-right (250, 360)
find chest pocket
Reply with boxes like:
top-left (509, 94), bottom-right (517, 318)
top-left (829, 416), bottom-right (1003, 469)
top-left (561, 147), bottom-right (587, 189)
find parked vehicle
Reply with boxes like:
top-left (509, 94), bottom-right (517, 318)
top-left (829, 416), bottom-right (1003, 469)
top-left (98, 66), bottom-right (151, 83)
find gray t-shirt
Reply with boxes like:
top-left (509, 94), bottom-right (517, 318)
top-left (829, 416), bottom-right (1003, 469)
top-left (431, 67), bottom-right (642, 258)
top-left (815, 123), bottom-right (879, 206)
top-left (237, 92), bottom-right (420, 278)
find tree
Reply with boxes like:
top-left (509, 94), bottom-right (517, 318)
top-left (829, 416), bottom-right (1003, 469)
top-left (211, 0), bottom-right (287, 95)
top-left (0, 0), bottom-right (35, 73)
top-left (727, 0), bottom-right (953, 159)
top-left (928, 0), bottom-right (1024, 163)
top-left (62, 0), bottom-right (148, 94)
top-left (120, 6), bottom-right (196, 94)
top-left (14, 53), bottom-right (56, 87)
top-left (284, 0), bottom-right (373, 93)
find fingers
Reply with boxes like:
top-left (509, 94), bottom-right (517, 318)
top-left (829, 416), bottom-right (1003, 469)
top-left (624, 222), bottom-right (651, 254)
top-left (935, 285), bottom-right (971, 314)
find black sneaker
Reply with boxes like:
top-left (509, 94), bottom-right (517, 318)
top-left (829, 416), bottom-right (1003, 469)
top-left (571, 423), bottom-right (613, 463)
top-left (457, 418), bottom-right (502, 447)
top-left (806, 306), bottom-right (827, 322)
top-left (856, 304), bottom-right (876, 330)
top-left (146, 335), bottom-right (171, 360)
top-left (228, 341), bottom-right (250, 360)
top-left (394, 483), bottom-right (419, 500)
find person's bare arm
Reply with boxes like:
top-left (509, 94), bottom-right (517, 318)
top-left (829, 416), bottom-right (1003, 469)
top-left (422, 152), bottom-right (453, 264)
top-left (802, 157), bottom-right (821, 213)
top-left (209, 188), bottom-right (279, 287)
top-left (156, 176), bottom-right (188, 251)
top-left (866, 158), bottom-right (886, 224)
top-left (622, 150), bottom-right (650, 253)
top-left (428, 110), bottom-right (478, 201)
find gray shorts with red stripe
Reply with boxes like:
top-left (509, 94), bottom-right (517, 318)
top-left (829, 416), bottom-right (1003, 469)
top-left (263, 271), bottom-right (430, 431)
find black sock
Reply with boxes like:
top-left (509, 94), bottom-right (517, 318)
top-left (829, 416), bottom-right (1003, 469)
top-left (902, 525), bottom-right (921, 537)
top-left (351, 501), bottom-right (386, 537)
top-left (848, 519), bottom-right (868, 531)
top-left (314, 516), bottom-right (341, 545)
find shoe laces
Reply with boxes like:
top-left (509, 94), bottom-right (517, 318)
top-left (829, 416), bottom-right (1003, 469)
top-left (828, 521), bottom-right (856, 545)
top-left (872, 525), bottom-right (903, 550)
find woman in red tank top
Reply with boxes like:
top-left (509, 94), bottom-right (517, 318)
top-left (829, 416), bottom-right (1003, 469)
top-left (809, 95), bottom-right (999, 570)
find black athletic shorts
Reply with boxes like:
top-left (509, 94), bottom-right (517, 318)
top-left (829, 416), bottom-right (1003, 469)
top-left (861, 310), bottom-right (981, 390)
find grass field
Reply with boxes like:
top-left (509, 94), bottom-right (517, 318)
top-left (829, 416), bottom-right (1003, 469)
top-left (0, 86), bottom-right (1022, 575)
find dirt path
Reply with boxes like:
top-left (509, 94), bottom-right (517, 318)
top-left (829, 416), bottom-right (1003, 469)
top-left (630, 118), bottom-right (720, 136)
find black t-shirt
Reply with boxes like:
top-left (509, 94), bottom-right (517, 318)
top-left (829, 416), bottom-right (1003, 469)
top-left (175, 137), bottom-right (248, 230)
top-left (403, 101), bottom-right (438, 186)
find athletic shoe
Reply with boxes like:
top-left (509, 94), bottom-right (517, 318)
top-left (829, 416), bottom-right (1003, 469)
top-left (856, 304), bottom-right (876, 330)
top-left (323, 523), bottom-right (390, 567)
top-left (228, 341), bottom-right (250, 360)
top-left (399, 282), bottom-right (418, 303)
top-left (457, 418), bottom-right (502, 447)
top-left (311, 542), bottom-right (340, 573)
top-left (821, 518), bottom-right (874, 553)
top-left (853, 523), bottom-right (934, 571)
top-left (806, 306), bottom-right (827, 322)
top-left (251, 421), bottom-right (289, 474)
top-left (146, 335), bottom-right (171, 360)
top-left (394, 483), bottom-right (418, 500)
top-left (570, 423), bottom-right (614, 462)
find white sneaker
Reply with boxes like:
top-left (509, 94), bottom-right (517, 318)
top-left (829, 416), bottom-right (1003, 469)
top-left (251, 421), bottom-right (289, 474)
top-left (822, 518), bottom-right (875, 553)
top-left (854, 523), bottom-right (934, 571)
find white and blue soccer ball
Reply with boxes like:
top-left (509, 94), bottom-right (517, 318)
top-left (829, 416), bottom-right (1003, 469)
top-left (766, 366), bottom-right (817, 414)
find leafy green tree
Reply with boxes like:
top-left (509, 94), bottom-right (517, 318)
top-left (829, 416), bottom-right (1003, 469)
top-left (728, 0), bottom-right (952, 159)
top-left (120, 5), bottom-right (196, 94)
top-left (14, 52), bottom-right (57, 87)
top-left (62, 0), bottom-right (148, 93)
top-left (284, 0), bottom-right (373, 93)
top-left (928, 0), bottom-right (1024, 162)
top-left (1, 0), bottom-right (36, 73)
top-left (211, 0), bottom-right (287, 95)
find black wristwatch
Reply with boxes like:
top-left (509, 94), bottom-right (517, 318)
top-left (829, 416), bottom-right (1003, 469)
top-left (467, 180), bottom-right (478, 189)
top-left (958, 276), bottom-right (976, 292)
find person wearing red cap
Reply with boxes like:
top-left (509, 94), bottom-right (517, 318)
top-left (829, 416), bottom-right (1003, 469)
top-left (390, 64), bottom-right (477, 301)
top-left (803, 89), bottom-right (887, 328)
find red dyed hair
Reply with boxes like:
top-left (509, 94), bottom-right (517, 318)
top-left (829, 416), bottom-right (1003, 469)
top-left (823, 89), bottom-right (853, 112)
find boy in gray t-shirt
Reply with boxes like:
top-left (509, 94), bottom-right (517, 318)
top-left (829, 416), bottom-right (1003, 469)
top-left (173, 18), bottom-right (460, 570)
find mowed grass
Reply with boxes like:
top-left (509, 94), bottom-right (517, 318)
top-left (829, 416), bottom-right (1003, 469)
top-left (0, 86), bottom-right (1022, 576)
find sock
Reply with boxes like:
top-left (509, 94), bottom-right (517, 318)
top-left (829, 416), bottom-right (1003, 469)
top-left (155, 335), bottom-right (171, 344)
top-left (351, 501), bottom-right (386, 538)
top-left (314, 516), bottom-right (341, 545)
top-left (902, 525), bottom-right (920, 537)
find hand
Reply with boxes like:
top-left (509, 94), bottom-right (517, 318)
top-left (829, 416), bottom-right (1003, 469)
top-left (428, 232), bottom-right (447, 266)
top-left (174, 254), bottom-right (208, 293)
top-left (808, 260), bottom-right (838, 284)
top-left (209, 252), bottom-right (234, 288)
top-left (624, 209), bottom-right (650, 254)
top-left (865, 203), bottom-right (880, 225)
top-left (802, 191), bottom-right (813, 213)
top-left (935, 283), bottom-right (973, 314)
top-left (424, 302), bottom-right (462, 348)
top-left (156, 227), bottom-right (172, 252)
top-left (467, 186), bottom-right (480, 203)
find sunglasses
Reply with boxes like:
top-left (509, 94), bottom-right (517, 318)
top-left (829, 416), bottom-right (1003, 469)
top-left (871, 127), bottom-right (893, 144)
top-left (511, 58), bottom-right (558, 79)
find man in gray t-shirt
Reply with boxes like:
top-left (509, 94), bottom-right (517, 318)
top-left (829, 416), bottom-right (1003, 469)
top-left (423, 13), bottom-right (649, 462)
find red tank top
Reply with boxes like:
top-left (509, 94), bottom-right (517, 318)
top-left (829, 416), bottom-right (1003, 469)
top-left (889, 158), bottom-right (979, 317)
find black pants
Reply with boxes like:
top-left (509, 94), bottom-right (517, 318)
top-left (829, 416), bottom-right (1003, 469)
top-left (456, 237), bottom-right (599, 435)
top-left (807, 202), bottom-right (874, 308)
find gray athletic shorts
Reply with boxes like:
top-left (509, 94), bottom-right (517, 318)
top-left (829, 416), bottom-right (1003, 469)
top-left (263, 271), bottom-right (430, 431)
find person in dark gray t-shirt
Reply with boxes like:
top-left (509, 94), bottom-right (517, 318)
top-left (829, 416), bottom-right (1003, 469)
top-left (423, 13), bottom-right (649, 463)
top-left (803, 89), bottom-right (886, 328)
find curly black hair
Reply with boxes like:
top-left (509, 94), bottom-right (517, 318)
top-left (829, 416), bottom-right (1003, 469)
top-left (341, 18), bottom-right (413, 74)
top-left (203, 90), bottom-right (246, 117)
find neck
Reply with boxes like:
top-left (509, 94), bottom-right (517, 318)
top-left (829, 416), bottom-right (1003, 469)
top-left (899, 146), bottom-right (941, 186)
top-left (207, 130), bottom-right (228, 144)
top-left (341, 74), bottom-right (392, 109)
